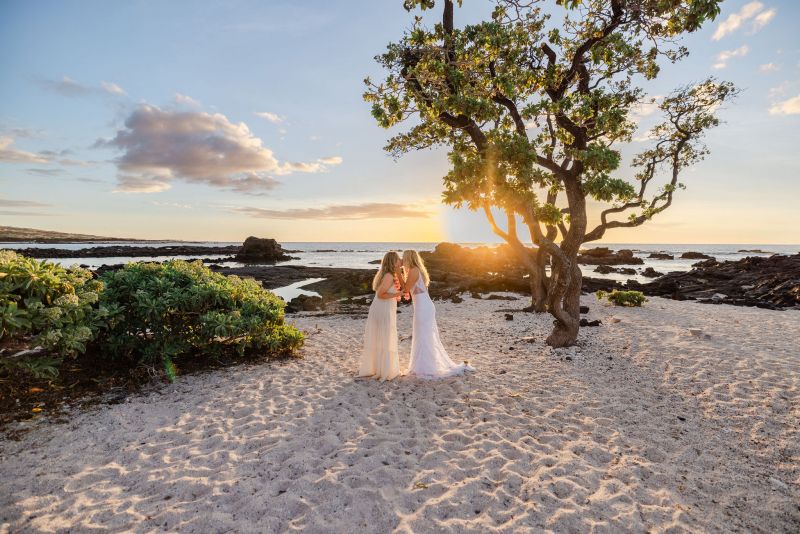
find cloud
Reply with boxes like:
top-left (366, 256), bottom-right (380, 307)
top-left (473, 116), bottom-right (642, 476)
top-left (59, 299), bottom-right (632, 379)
top-left (0, 196), bottom-right (53, 217)
top-left (759, 62), bottom-right (779, 72)
top-left (114, 175), bottom-right (173, 193)
top-left (768, 95), bottom-right (800, 116)
top-left (38, 76), bottom-right (126, 98)
top-left (0, 210), bottom-right (55, 217)
top-left (151, 201), bottom-right (193, 209)
top-left (751, 8), bottom-right (776, 33)
top-left (0, 126), bottom-right (44, 139)
top-left (713, 45), bottom-right (749, 69)
top-left (233, 202), bottom-right (434, 220)
top-left (101, 105), bottom-right (340, 193)
top-left (254, 111), bottom-right (284, 124)
top-left (274, 156), bottom-right (343, 176)
top-left (27, 168), bottom-right (61, 176)
top-left (712, 2), bottom-right (774, 40)
top-left (0, 198), bottom-right (51, 208)
top-left (101, 81), bottom-right (126, 96)
top-left (0, 136), bottom-right (51, 163)
top-left (175, 93), bottom-right (201, 107)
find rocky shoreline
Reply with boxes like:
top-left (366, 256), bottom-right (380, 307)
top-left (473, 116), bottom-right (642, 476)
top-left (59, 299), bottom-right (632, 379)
top-left (4, 239), bottom-right (798, 312)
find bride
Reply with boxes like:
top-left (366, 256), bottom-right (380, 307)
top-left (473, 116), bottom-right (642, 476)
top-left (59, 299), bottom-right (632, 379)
top-left (401, 249), bottom-right (473, 379)
top-left (359, 251), bottom-right (402, 381)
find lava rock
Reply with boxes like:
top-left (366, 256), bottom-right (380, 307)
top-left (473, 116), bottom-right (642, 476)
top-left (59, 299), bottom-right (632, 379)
top-left (641, 267), bottom-right (664, 278)
top-left (648, 253), bottom-right (674, 260)
top-left (628, 253), bottom-right (800, 310)
top-left (285, 295), bottom-right (325, 313)
top-left (235, 237), bottom-right (293, 263)
top-left (578, 248), bottom-right (643, 265)
top-left (681, 251), bottom-right (714, 260)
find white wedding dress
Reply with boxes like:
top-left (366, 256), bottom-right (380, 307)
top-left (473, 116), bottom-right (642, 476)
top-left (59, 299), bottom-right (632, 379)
top-left (359, 287), bottom-right (401, 381)
top-left (406, 275), bottom-right (474, 378)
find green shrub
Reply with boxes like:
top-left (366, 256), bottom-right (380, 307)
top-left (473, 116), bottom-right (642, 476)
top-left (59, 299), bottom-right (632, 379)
top-left (99, 260), bottom-right (303, 379)
top-left (596, 289), bottom-right (647, 307)
top-left (0, 251), bottom-right (103, 358)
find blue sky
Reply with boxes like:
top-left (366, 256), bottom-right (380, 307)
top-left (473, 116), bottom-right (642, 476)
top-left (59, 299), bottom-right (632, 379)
top-left (1, 0), bottom-right (798, 243)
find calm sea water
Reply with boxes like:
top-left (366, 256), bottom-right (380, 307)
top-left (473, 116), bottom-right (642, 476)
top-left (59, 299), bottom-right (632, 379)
top-left (3, 241), bottom-right (798, 288)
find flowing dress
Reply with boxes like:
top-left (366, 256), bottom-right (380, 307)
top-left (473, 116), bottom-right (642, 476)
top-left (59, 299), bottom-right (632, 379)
top-left (359, 288), bottom-right (400, 381)
top-left (406, 275), bottom-right (474, 379)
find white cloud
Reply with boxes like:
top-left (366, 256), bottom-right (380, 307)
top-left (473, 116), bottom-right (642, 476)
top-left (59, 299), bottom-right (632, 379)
top-left (254, 111), bottom-right (284, 124)
top-left (768, 95), bottom-right (800, 116)
top-left (0, 198), bottom-right (51, 208)
top-left (151, 201), bottom-right (192, 209)
top-left (712, 2), bottom-right (771, 40)
top-left (751, 8), bottom-right (776, 33)
top-left (274, 156), bottom-right (343, 176)
top-left (0, 136), bottom-right (51, 163)
top-left (233, 202), bottom-right (433, 220)
top-left (174, 93), bottom-right (201, 107)
top-left (759, 62), bottom-right (779, 72)
top-left (713, 45), bottom-right (749, 69)
top-left (101, 81), bottom-right (126, 96)
top-left (100, 104), bottom-right (342, 194)
top-left (39, 76), bottom-right (126, 98)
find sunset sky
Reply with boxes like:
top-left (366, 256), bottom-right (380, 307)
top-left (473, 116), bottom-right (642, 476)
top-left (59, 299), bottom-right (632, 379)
top-left (1, 0), bottom-right (798, 244)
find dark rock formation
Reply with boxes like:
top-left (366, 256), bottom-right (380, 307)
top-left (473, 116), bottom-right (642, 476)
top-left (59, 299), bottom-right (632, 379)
top-left (681, 251), bottom-right (714, 260)
top-left (628, 254), bottom-right (800, 309)
top-left (641, 267), bottom-right (665, 278)
top-left (648, 253), bottom-right (674, 260)
top-left (285, 295), bottom-right (325, 313)
top-left (235, 237), bottom-right (293, 263)
top-left (578, 248), bottom-right (643, 265)
top-left (595, 265), bottom-right (636, 275)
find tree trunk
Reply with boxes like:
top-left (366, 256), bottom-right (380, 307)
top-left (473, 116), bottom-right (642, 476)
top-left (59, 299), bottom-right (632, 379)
top-left (543, 184), bottom-right (586, 347)
top-left (531, 247), bottom-right (550, 312)
top-left (508, 242), bottom-right (548, 313)
top-left (544, 259), bottom-right (581, 347)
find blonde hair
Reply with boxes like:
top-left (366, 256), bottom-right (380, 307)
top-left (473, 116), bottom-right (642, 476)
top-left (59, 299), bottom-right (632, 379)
top-left (402, 249), bottom-right (430, 287)
top-left (372, 251), bottom-right (400, 291)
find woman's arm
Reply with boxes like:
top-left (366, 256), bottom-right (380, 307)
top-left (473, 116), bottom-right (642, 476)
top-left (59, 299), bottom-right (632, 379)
top-left (402, 267), bottom-right (419, 293)
top-left (375, 273), bottom-right (398, 300)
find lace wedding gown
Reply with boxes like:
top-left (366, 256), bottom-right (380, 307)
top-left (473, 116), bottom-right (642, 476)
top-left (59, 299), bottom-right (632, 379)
top-left (359, 288), bottom-right (400, 381)
top-left (406, 275), bottom-right (474, 379)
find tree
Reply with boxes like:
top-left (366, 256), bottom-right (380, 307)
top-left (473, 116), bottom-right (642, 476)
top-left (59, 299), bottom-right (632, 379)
top-left (365, 0), bottom-right (737, 347)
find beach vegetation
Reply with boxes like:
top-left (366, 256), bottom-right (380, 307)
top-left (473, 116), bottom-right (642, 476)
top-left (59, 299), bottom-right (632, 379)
top-left (596, 289), bottom-right (646, 307)
top-left (1, 254), bottom-right (304, 423)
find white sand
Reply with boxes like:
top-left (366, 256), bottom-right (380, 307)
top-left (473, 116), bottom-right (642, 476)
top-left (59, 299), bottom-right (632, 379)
top-left (1, 295), bottom-right (798, 533)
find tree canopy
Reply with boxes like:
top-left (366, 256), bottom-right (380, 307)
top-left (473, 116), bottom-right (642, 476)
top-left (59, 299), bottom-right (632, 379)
top-left (365, 0), bottom-right (737, 346)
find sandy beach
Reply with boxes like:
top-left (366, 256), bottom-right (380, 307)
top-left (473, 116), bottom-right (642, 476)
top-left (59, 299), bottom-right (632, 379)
top-left (1, 295), bottom-right (798, 533)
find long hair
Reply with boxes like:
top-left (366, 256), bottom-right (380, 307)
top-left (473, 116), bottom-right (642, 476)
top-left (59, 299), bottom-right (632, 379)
top-left (402, 249), bottom-right (430, 287)
top-left (372, 251), bottom-right (400, 291)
